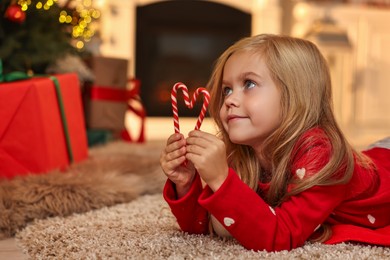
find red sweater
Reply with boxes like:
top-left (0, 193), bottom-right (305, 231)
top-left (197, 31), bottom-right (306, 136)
top-left (163, 128), bottom-right (390, 251)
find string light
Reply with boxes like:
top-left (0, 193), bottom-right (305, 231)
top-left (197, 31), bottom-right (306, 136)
top-left (15, 0), bottom-right (100, 50)
top-left (18, 0), bottom-right (31, 11)
top-left (76, 40), bottom-right (84, 49)
top-left (59, 0), bottom-right (101, 49)
top-left (17, 0), bottom-right (56, 11)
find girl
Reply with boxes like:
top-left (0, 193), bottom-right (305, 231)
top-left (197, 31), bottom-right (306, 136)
top-left (160, 34), bottom-right (390, 252)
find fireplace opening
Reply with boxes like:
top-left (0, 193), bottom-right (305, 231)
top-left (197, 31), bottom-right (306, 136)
top-left (136, 0), bottom-right (251, 117)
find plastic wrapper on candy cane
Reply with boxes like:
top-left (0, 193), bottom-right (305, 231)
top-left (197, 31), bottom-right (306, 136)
top-left (171, 82), bottom-right (210, 133)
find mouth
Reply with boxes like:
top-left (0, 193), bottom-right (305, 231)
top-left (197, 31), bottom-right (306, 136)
top-left (227, 114), bottom-right (247, 122)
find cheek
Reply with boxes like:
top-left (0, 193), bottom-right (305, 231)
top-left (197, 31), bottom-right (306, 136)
top-left (267, 96), bottom-right (282, 125)
top-left (219, 107), bottom-right (225, 120)
top-left (219, 106), bottom-right (224, 119)
top-left (268, 99), bottom-right (281, 116)
top-left (249, 95), bottom-right (281, 123)
top-left (247, 96), bottom-right (268, 114)
top-left (219, 107), bottom-right (228, 129)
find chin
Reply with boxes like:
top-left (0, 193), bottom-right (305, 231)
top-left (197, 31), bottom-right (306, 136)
top-left (228, 132), bottom-right (265, 147)
top-left (227, 135), bottom-right (250, 146)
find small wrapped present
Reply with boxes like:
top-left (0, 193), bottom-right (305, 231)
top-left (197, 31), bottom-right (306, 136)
top-left (85, 56), bottom-right (129, 130)
top-left (88, 78), bottom-right (146, 143)
top-left (0, 73), bottom-right (88, 178)
top-left (84, 56), bottom-right (146, 143)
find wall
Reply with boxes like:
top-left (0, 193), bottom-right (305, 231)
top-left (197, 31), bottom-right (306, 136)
top-left (97, 0), bottom-right (389, 147)
top-left (98, 0), bottom-right (281, 77)
top-left (98, 0), bottom-right (282, 141)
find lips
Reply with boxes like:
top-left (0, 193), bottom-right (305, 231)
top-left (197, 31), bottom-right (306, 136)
top-left (227, 114), bottom-right (246, 122)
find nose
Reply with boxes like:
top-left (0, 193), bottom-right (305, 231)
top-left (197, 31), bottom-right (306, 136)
top-left (224, 92), bottom-right (239, 108)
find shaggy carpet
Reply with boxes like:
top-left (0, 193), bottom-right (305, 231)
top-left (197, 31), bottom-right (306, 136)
top-left (15, 194), bottom-right (390, 259)
top-left (2, 140), bottom-right (390, 259)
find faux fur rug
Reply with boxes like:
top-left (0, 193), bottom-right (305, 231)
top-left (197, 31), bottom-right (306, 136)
top-left (15, 194), bottom-right (390, 259)
top-left (0, 140), bottom-right (167, 239)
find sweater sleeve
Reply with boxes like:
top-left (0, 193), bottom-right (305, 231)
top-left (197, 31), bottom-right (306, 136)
top-left (198, 168), bottom-right (348, 251)
top-left (163, 173), bottom-right (209, 234)
top-left (198, 128), bottom-right (349, 252)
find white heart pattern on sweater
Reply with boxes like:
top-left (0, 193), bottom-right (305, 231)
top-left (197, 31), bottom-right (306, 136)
top-left (223, 217), bottom-right (235, 227)
top-left (296, 168), bottom-right (306, 179)
top-left (367, 214), bottom-right (376, 224)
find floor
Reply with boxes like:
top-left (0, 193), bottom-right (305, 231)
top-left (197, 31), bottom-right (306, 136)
top-left (1, 117), bottom-right (383, 259)
top-left (0, 117), bottom-right (203, 260)
top-left (0, 117), bottom-right (210, 260)
top-left (0, 238), bottom-right (26, 259)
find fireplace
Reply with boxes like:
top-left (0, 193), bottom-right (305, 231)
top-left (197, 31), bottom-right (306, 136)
top-left (136, 0), bottom-right (251, 117)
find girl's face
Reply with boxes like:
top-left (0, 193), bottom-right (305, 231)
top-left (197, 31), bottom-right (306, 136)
top-left (219, 50), bottom-right (282, 148)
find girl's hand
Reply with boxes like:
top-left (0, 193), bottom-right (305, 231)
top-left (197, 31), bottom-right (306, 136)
top-left (185, 130), bottom-right (229, 192)
top-left (160, 133), bottom-right (195, 198)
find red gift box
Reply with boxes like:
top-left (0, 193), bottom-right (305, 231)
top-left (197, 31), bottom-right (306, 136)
top-left (0, 73), bottom-right (88, 178)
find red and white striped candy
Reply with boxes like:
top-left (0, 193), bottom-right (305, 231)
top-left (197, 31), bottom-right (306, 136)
top-left (171, 82), bottom-right (210, 133)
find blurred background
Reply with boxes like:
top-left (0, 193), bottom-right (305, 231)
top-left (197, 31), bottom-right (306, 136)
top-left (1, 0), bottom-right (389, 149)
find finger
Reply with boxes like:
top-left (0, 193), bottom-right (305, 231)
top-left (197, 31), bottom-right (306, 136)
top-left (160, 134), bottom-right (186, 168)
top-left (186, 136), bottom-right (210, 148)
top-left (160, 143), bottom-right (186, 167)
top-left (165, 145), bottom-right (187, 162)
top-left (185, 152), bottom-right (204, 170)
top-left (165, 135), bottom-right (186, 154)
top-left (186, 131), bottom-right (221, 150)
top-left (167, 133), bottom-right (184, 145)
top-left (163, 155), bottom-right (187, 174)
top-left (188, 130), bottom-right (218, 142)
top-left (186, 143), bottom-right (203, 156)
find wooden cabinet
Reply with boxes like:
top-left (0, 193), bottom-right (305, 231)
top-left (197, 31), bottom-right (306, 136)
top-left (291, 3), bottom-right (390, 148)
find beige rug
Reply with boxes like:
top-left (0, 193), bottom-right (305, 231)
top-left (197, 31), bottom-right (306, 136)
top-left (15, 193), bottom-right (390, 259)
top-left (3, 140), bottom-right (389, 259)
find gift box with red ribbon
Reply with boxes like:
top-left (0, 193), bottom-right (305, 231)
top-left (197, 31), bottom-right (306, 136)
top-left (84, 56), bottom-right (146, 143)
top-left (0, 73), bottom-right (88, 179)
top-left (85, 56), bottom-right (129, 131)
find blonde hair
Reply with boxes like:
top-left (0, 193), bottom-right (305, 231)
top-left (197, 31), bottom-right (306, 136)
top-left (207, 34), bottom-right (372, 240)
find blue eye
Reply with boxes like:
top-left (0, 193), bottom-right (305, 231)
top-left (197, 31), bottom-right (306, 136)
top-left (222, 86), bottom-right (232, 96)
top-left (244, 80), bottom-right (256, 89)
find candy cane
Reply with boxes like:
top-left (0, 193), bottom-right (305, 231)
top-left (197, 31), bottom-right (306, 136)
top-left (171, 82), bottom-right (210, 133)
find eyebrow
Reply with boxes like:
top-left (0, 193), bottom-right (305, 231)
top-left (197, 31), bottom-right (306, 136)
top-left (222, 71), bottom-right (262, 86)
top-left (241, 71), bottom-right (262, 80)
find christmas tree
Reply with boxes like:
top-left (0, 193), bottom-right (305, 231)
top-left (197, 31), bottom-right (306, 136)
top-left (0, 0), bottom-right (99, 75)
